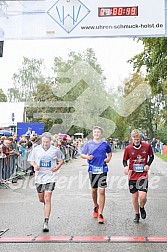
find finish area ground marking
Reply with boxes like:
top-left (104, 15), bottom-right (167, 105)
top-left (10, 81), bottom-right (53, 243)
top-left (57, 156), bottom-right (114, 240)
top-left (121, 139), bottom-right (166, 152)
top-left (1, 236), bottom-right (167, 243)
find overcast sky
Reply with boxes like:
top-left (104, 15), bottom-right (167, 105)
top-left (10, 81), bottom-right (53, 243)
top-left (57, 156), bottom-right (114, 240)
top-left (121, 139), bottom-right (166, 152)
top-left (0, 37), bottom-right (144, 94)
top-left (0, 37), bottom-right (145, 125)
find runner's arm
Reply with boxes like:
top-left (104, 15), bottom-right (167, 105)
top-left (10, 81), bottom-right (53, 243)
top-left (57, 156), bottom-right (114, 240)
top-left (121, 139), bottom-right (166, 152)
top-left (29, 161), bottom-right (40, 171)
top-left (147, 154), bottom-right (154, 166)
top-left (104, 152), bottom-right (112, 163)
top-left (81, 154), bottom-right (94, 160)
top-left (144, 154), bottom-right (154, 171)
top-left (52, 159), bottom-right (64, 172)
top-left (123, 160), bottom-right (129, 175)
top-left (123, 160), bottom-right (128, 167)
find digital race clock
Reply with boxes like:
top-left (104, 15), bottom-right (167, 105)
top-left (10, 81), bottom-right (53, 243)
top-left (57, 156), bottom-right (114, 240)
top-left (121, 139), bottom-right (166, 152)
top-left (98, 6), bottom-right (138, 17)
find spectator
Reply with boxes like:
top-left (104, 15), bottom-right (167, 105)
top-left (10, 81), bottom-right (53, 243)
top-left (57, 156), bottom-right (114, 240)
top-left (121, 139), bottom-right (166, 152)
top-left (151, 138), bottom-right (157, 153)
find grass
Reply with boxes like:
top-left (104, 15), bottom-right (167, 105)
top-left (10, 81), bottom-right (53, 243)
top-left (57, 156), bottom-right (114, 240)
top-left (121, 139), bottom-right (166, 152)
top-left (156, 153), bottom-right (167, 162)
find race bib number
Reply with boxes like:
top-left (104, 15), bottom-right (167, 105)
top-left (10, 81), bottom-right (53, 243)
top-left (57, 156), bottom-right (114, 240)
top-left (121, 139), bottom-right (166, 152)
top-left (91, 165), bottom-right (103, 174)
top-left (133, 164), bottom-right (144, 172)
top-left (40, 160), bottom-right (51, 168)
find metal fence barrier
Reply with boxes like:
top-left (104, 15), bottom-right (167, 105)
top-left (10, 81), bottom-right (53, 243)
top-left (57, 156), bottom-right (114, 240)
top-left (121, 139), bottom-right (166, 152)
top-left (0, 151), bottom-right (32, 188)
top-left (17, 148), bottom-right (32, 173)
top-left (0, 145), bottom-right (79, 188)
top-left (0, 155), bottom-right (17, 180)
top-left (0, 154), bottom-right (18, 188)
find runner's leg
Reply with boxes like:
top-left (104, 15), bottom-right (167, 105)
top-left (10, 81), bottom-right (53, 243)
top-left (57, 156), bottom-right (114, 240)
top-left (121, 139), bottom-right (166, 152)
top-left (38, 192), bottom-right (45, 203)
top-left (44, 191), bottom-right (52, 219)
top-left (92, 188), bottom-right (98, 207)
top-left (132, 191), bottom-right (139, 214)
top-left (98, 187), bottom-right (105, 215)
top-left (139, 191), bottom-right (147, 208)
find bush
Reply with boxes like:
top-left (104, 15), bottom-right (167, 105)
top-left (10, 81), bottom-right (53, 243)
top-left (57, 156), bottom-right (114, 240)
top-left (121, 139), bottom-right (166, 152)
top-left (155, 125), bottom-right (167, 145)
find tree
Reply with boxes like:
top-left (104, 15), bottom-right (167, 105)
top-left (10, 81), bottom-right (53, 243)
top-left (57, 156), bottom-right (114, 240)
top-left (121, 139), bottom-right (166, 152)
top-left (7, 57), bottom-right (46, 102)
top-left (129, 38), bottom-right (167, 93)
top-left (0, 88), bottom-right (7, 102)
top-left (129, 38), bottom-right (167, 138)
top-left (25, 82), bottom-right (62, 132)
top-left (156, 125), bottom-right (167, 145)
top-left (24, 48), bottom-right (118, 137)
top-left (109, 72), bottom-right (159, 139)
top-left (50, 48), bottom-right (114, 138)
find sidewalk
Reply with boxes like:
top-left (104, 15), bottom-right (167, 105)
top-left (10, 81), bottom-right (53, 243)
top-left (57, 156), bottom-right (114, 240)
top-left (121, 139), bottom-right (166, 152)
top-left (0, 150), bottom-right (167, 252)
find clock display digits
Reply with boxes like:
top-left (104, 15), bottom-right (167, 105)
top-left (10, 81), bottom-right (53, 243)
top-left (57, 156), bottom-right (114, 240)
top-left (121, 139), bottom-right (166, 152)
top-left (98, 6), bottom-right (138, 17)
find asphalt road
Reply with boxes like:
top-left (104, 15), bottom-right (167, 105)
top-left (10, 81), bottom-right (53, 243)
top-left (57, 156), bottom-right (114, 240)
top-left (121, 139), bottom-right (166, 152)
top-left (0, 149), bottom-right (167, 252)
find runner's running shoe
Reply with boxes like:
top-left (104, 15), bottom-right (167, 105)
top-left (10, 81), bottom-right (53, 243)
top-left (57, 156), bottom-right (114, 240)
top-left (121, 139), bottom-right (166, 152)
top-left (42, 221), bottom-right (49, 232)
top-left (98, 214), bottom-right (104, 224)
top-left (93, 205), bottom-right (99, 218)
top-left (133, 214), bottom-right (140, 223)
top-left (140, 207), bottom-right (146, 219)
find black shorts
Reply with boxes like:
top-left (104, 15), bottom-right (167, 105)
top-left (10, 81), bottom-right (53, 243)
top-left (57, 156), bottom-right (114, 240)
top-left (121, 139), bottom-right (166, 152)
top-left (35, 182), bottom-right (55, 193)
top-left (89, 172), bottom-right (107, 189)
top-left (129, 178), bottom-right (148, 194)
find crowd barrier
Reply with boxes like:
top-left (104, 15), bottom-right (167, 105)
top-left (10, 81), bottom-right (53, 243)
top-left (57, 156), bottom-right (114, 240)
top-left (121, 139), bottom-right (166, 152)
top-left (59, 145), bottom-right (78, 161)
top-left (0, 144), bottom-right (79, 188)
top-left (0, 151), bottom-right (32, 187)
top-left (0, 155), bottom-right (17, 181)
top-left (17, 148), bottom-right (32, 173)
top-left (0, 154), bottom-right (18, 188)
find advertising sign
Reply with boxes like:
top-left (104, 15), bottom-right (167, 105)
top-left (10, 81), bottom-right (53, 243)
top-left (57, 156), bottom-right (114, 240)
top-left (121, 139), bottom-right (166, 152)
top-left (0, 0), bottom-right (165, 39)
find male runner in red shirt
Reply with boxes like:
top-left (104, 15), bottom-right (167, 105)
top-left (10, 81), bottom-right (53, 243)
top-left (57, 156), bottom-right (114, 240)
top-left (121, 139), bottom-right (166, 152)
top-left (123, 129), bottom-right (154, 223)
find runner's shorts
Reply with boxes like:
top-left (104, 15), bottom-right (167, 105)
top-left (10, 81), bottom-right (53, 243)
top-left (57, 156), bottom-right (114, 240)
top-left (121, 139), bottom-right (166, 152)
top-left (36, 182), bottom-right (55, 193)
top-left (89, 172), bottom-right (107, 189)
top-left (129, 178), bottom-right (148, 193)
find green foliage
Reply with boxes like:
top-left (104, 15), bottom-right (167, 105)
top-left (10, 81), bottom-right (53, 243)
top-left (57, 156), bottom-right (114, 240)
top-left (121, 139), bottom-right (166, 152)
top-left (0, 88), bottom-right (7, 102)
top-left (23, 48), bottom-right (122, 137)
top-left (50, 49), bottom-right (110, 135)
top-left (7, 42), bottom-right (166, 141)
top-left (25, 82), bottom-right (62, 131)
top-left (129, 38), bottom-right (167, 141)
top-left (155, 124), bottom-right (167, 145)
top-left (129, 38), bottom-right (167, 93)
top-left (7, 57), bottom-right (45, 102)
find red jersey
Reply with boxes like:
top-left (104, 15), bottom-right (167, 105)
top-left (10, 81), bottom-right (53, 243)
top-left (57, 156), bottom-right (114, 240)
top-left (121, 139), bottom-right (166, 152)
top-left (123, 141), bottom-right (153, 180)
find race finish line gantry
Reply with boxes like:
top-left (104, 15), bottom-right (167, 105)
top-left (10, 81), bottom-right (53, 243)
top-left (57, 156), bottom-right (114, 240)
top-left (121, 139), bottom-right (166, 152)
top-left (0, 0), bottom-right (166, 40)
